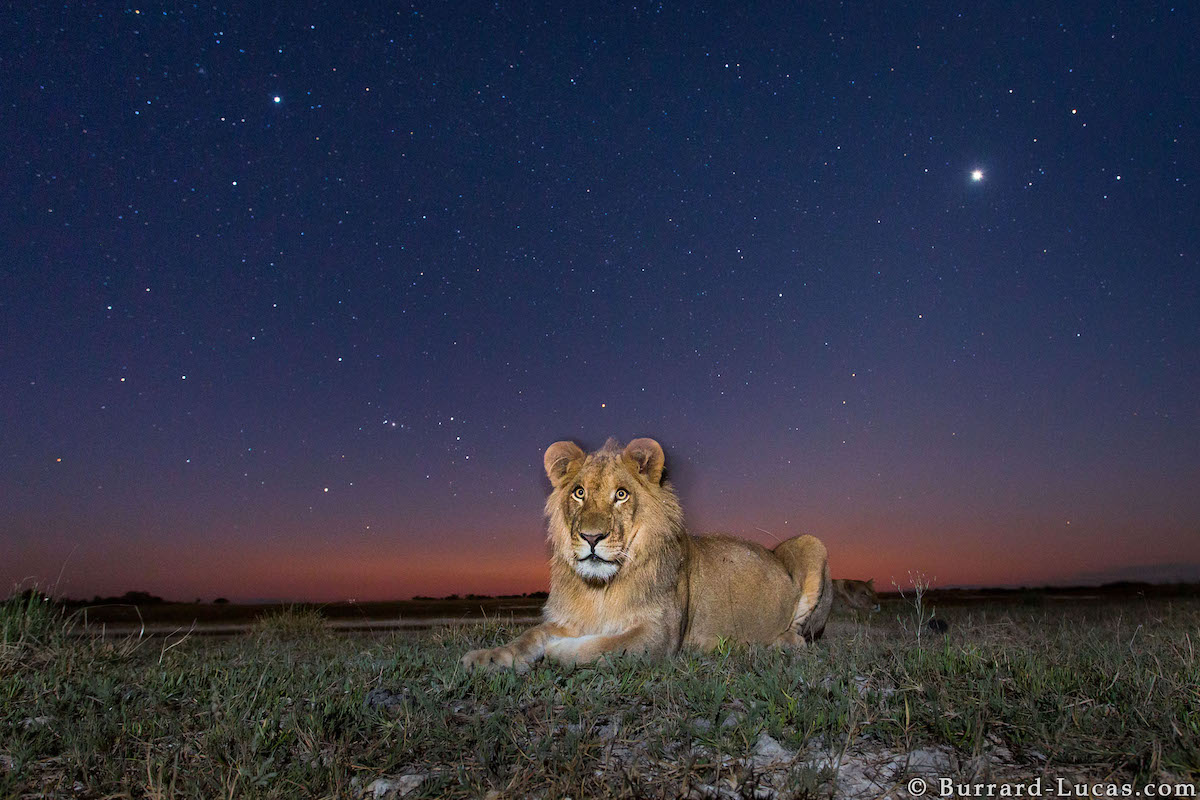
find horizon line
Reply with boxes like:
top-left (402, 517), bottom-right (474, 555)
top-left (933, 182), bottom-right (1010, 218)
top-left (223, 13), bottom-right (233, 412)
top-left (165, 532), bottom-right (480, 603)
top-left (15, 578), bottom-right (1200, 606)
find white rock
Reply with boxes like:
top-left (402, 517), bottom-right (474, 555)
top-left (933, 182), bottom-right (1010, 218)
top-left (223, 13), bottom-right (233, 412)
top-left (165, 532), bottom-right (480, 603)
top-left (751, 732), bottom-right (795, 767)
top-left (902, 746), bottom-right (955, 774)
top-left (366, 774), bottom-right (425, 798)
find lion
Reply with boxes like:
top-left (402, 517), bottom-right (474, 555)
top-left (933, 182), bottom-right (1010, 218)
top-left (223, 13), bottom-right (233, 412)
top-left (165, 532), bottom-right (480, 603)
top-left (461, 437), bottom-right (832, 671)
top-left (832, 578), bottom-right (879, 611)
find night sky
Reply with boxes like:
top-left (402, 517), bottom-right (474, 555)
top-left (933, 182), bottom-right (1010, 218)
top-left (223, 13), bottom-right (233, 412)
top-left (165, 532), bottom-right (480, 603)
top-left (3, 2), bottom-right (1198, 602)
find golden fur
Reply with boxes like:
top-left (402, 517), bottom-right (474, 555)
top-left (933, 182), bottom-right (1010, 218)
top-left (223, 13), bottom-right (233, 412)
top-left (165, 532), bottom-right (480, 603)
top-left (461, 437), bottom-right (832, 671)
top-left (832, 578), bottom-right (879, 611)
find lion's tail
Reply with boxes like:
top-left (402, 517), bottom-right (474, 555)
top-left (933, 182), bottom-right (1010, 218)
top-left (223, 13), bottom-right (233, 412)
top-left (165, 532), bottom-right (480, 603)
top-left (774, 534), bottom-right (833, 642)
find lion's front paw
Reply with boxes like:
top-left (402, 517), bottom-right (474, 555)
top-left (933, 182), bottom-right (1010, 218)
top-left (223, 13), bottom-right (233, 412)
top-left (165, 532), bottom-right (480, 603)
top-left (460, 645), bottom-right (531, 673)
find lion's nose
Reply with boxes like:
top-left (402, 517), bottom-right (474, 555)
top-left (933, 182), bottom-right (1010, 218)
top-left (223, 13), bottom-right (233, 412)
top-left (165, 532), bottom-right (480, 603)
top-left (580, 530), bottom-right (608, 549)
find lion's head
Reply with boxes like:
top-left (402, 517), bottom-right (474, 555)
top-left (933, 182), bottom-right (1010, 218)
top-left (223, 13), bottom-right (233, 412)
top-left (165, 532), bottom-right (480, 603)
top-left (542, 437), bottom-right (684, 585)
top-left (833, 578), bottom-right (878, 611)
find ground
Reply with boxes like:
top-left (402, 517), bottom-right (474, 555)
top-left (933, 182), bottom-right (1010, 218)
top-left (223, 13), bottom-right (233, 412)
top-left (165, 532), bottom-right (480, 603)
top-left (1, 591), bottom-right (1197, 798)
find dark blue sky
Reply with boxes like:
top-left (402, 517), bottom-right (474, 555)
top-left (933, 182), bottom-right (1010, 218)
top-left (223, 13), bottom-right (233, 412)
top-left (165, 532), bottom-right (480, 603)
top-left (3, 2), bottom-right (1197, 600)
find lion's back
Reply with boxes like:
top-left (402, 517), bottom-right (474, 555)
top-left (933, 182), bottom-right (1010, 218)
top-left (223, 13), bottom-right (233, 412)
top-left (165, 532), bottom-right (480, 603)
top-left (682, 534), bottom-right (799, 646)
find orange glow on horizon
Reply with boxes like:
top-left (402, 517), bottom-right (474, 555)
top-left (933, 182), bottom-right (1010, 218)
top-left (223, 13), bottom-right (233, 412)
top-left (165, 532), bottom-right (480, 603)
top-left (6, 507), bottom-right (1199, 602)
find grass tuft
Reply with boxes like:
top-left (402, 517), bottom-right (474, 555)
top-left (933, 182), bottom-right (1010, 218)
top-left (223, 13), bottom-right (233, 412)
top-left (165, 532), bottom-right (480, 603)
top-left (0, 590), bottom-right (68, 668)
top-left (250, 605), bottom-right (330, 642)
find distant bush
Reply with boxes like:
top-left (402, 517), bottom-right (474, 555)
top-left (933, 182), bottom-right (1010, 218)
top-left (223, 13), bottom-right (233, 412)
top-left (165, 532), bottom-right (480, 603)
top-left (89, 591), bottom-right (166, 605)
top-left (213, 598), bottom-right (229, 604)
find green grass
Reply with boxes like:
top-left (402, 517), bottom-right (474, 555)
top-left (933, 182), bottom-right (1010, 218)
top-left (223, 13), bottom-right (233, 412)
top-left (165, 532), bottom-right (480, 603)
top-left (1, 595), bottom-right (1197, 798)
top-left (250, 605), bottom-right (332, 643)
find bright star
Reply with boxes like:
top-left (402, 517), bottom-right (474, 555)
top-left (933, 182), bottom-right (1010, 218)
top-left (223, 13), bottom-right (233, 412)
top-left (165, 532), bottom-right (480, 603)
top-left (273, 95), bottom-right (281, 104)
top-left (971, 169), bottom-right (984, 182)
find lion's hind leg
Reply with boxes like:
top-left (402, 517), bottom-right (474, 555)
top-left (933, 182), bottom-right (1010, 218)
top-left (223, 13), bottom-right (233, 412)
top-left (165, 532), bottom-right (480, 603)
top-left (773, 535), bottom-right (833, 642)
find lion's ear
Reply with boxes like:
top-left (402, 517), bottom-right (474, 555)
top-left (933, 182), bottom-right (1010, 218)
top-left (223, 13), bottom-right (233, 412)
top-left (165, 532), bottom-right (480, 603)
top-left (623, 438), bottom-right (665, 484)
top-left (867, 579), bottom-right (875, 589)
top-left (544, 441), bottom-right (585, 487)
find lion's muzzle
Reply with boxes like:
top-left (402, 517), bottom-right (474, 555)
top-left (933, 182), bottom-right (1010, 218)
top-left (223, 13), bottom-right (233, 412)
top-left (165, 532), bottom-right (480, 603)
top-left (571, 521), bottom-right (622, 581)
top-left (579, 528), bottom-right (609, 552)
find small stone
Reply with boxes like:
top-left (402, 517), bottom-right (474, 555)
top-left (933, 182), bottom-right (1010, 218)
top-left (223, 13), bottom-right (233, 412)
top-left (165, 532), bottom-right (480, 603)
top-left (751, 732), bottom-right (794, 767)
top-left (365, 774), bottom-right (425, 798)
top-left (987, 741), bottom-right (1014, 764)
top-left (597, 719), bottom-right (620, 741)
top-left (363, 687), bottom-right (406, 712)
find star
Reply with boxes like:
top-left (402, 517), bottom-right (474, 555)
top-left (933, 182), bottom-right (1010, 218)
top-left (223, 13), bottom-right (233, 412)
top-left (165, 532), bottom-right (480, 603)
top-left (971, 169), bottom-right (985, 182)
top-left (273, 95), bottom-right (282, 104)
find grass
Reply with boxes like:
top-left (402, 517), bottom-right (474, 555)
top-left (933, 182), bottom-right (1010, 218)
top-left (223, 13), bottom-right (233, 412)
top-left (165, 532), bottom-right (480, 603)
top-left (1, 594), bottom-right (1197, 798)
top-left (249, 605), bottom-right (331, 643)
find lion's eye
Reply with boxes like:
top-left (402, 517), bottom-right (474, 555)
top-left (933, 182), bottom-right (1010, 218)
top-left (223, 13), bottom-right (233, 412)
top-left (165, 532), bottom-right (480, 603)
top-left (615, 488), bottom-right (629, 502)
top-left (571, 486), bottom-right (586, 500)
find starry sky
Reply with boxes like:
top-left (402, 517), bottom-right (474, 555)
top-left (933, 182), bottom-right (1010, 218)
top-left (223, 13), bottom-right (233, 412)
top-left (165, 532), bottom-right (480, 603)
top-left (3, 2), bottom-right (1198, 602)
